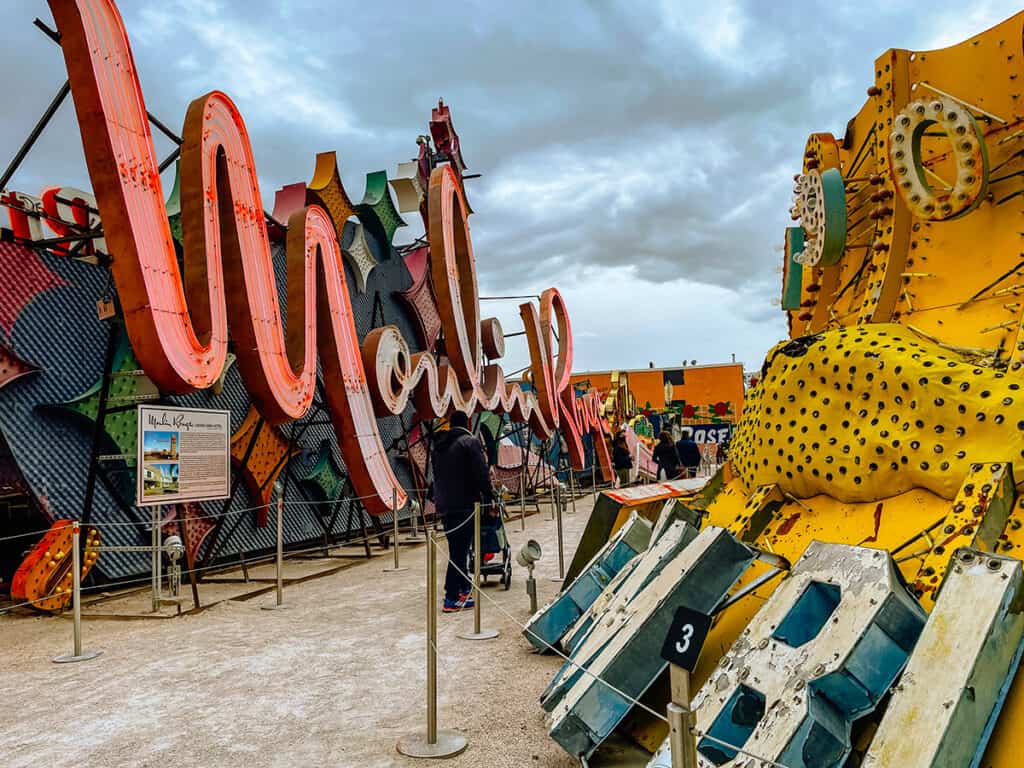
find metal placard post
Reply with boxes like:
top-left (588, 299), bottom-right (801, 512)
top-left (668, 672), bottom-right (697, 768)
top-left (151, 505), bottom-right (162, 612)
top-left (660, 606), bottom-right (711, 768)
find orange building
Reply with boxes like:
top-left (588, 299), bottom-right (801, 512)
top-left (570, 363), bottom-right (745, 422)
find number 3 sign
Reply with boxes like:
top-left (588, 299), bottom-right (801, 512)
top-left (660, 606), bottom-right (712, 671)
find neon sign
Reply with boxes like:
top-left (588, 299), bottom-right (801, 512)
top-left (47, 0), bottom-right (611, 515)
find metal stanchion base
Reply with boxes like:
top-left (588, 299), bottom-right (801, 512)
top-left (383, 566), bottom-right (410, 573)
top-left (396, 730), bottom-right (468, 758)
top-left (53, 650), bottom-right (102, 664)
top-left (549, 576), bottom-right (565, 583)
top-left (457, 629), bottom-right (499, 641)
top-left (261, 603), bottom-right (290, 611)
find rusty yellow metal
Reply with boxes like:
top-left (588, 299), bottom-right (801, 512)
top-left (724, 483), bottom-right (783, 542)
top-left (562, 15), bottom-right (1024, 764)
top-left (785, 14), bottom-right (1024, 353)
top-left (911, 462), bottom-right (1015, 607)
top-left (719, 20), bottom-right (1024, 763)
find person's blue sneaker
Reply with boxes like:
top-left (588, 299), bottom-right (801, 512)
top-left (442, 594), bottom-right (475, 613)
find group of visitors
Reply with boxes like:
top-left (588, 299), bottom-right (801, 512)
top-left (652, 429), bottom-right (701, 480)
top-left (610, 426), bottom-right (704, 486)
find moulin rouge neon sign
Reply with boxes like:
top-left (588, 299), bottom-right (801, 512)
top-left (46, 0), bottom-right (612, 515)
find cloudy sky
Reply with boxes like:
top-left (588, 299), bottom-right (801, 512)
top-left (2, 1), bottom-right (1021, 376)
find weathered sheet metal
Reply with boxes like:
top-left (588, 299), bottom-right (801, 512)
top-left (650, 542), bottom-right (925, 768)
top-left (523, 512), bottom-right (654, 653)
top-left (862, 550), bottom-right (1024, 768)
top-left (560, 503), bottom-right (703, 658)
top-left (546, 527), bottom-right (755, 759)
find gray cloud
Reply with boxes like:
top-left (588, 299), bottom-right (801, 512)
top-left (2, 0), bottom-right (1021, 373)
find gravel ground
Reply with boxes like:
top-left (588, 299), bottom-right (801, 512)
top-left (1, 494), bottom-right (643, 768)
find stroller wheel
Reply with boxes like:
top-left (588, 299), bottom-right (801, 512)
top-left (502, 563), bottom-right (511, 590)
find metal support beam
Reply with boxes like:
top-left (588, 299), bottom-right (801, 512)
top-left (81, 323), bottom-right (119, 525)
top-left (0, 79), bottom-right (70, 193)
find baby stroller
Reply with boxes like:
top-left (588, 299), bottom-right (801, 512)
top-left (468, 497), bottom-right (512, 590)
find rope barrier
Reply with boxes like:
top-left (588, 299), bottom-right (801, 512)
top-left (429, 524), bottom-right (792, 768)
top-left (1, 490), bottom-right (787, 768)
top-left (0, 481), bottom-right (598, 544)
top-left (689, 731), bottom-right (793, 768)
top-left (0, 518), bottom-right (435, 615)
top-left (0, 487), bottom-right (439, 542)
top-left (0, 522), bottom-right (74, 543)
top-left (427, 530), bottom-right (670, 725)
top-left (0, 597), bottom-right (49, 614)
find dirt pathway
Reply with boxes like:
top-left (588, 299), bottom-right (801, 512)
top-left (1, 498), bottom-right (601, 768)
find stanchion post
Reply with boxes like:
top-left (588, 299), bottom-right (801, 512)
top-left (384, 487), bottom-right (409, 573)
top-left (275, 498), bottom-right (284, 604)
top-left (395, 532), bottom-right (468, 758)
top-left (568, 466), bottom-right (577, 516)
top-left (519, 471), bottom-right (526, 531)
top-left (53, 524), bottom-right (101, 664)
top-left (548, 466), bottom-right (555, 520)
top-left (550, 484), bottom-right (565, 582)
top-left (458, 503), bottom-right (498, 641)
top-left (427, 534), bottom-right (438, 740)
top-left (262, 497), bottom-right (289, 610)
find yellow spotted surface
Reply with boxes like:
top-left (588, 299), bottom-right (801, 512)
top-left (731, 323), bottom-right (1024, 503)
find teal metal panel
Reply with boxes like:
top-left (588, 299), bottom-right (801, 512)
top-left (782, 226), bottom-right (804, 311)
top-left (522, 513), bottom-right (653, 653)
top-left (546, 527), bottom-right (755, 760)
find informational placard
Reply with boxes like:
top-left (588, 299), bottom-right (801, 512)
top-left (660, 605), bottom-right (712, 671)
top-left (136, 405), bottom-right (230, 506)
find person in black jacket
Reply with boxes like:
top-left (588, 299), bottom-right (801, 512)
top-left (652, 431), bottom-right (681, 480)
top-left (612, 434), bottom-right (633, 487)
top-left (675, 428), bottom-right (702, 478)
top-left (432, 410), bottom-right (494, 613)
